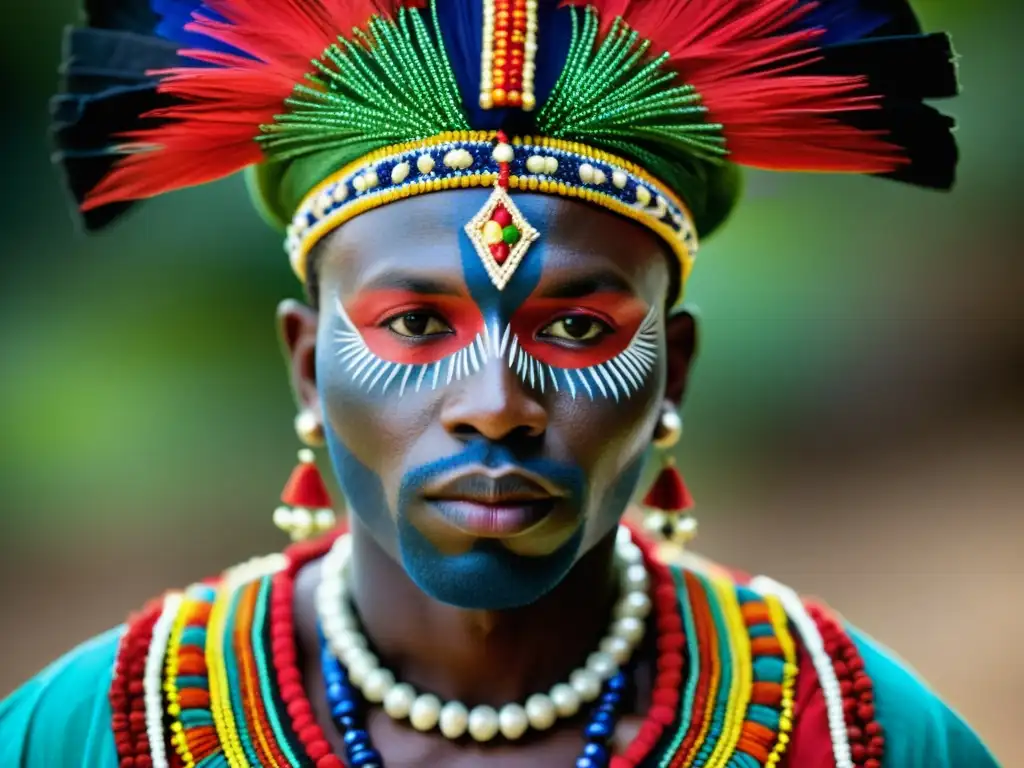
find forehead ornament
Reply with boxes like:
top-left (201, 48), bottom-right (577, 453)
top-left (464, 132), bottom-right (541, 291)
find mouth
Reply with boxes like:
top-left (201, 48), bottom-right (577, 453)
top-left (421, 467), bottom-right (567, 538)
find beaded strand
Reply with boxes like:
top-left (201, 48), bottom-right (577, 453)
top-left (808, 605), bottom-right (885, 768)
top-left (111, 601), bottom-right (162, 767)
top-left (145, 593), bottom-right (184, 768)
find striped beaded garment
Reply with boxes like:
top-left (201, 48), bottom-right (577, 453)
top-left (110, 526), bottom-right (884, 768)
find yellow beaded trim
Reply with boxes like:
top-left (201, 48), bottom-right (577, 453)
top-left (764, 595), bottom-right (798, 767)
top-left (165, 596), bottom-right (195, 768)
top-left (207, 579), bottom-right (252, 768)
top-left (291, 131), bottom-right (696, 301)
top-left (704, 577), bottom-right (754, 768)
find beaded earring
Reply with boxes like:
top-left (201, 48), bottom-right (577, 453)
top-left (641, 409), bottom-right (698, 548)
top-left (273, 410), bottom-right (336, 540)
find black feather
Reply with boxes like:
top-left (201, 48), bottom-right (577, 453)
top-left (84, 0), bottom-right (160, 34)
top-left (52, 24), bottom-right (183, 230)
top-left (806, 33), bottom-right (960, 100)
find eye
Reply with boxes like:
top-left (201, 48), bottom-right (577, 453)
top-left (386, 311), bottom-right (452, 338)
top-left (539, 314), bottom-right (611, 344)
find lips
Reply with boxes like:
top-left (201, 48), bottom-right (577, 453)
top-left (421, 467), bottom-right (567, 537)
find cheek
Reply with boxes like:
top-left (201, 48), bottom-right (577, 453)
top-left (317, 338), bottom-right (443, 510)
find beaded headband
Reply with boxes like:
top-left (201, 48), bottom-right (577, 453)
top-left (54, 0), bottom-right (960, 305)
top-left (288, 132), bottom-right (698, 292)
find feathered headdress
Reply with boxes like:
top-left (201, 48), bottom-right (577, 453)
top-left (53, 0), bottom-right (959, 300)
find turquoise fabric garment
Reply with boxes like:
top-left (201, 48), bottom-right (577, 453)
top-left (0, 627), bottom-right (122, 768)
top-left (851, 625), bottom-right (1002, 768)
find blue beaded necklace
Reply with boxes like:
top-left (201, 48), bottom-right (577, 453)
top-left (318, 629), bottom-right (629, 768)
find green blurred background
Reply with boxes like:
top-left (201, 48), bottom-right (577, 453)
top-left (2, 2), bottom-right (1021, 763)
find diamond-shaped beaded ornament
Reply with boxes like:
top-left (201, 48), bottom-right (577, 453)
top-left (464, 182), bottom-right (539, 291)
top-left (464, 133), bottom-right (539, 291)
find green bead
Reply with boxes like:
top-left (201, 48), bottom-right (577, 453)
top-left (502, 225), bottom-right (520, 245)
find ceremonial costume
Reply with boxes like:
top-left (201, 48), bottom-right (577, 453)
top-left (0, 0), bottom-right (1001, 766)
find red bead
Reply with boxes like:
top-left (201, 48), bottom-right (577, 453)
top-left (652, 689), bottom-right (678, 708)
top-left (657, 631), bottom-right (685, 653)
top-left (650, 704), bottom-right (675, 725)
top-left (298, 724), bottom-right (323, 744)
top-left (492, 205), bottom-right (512, 227)
top-left (656, 613), bottom-right (683, 634)
top-left (306, 739), bottom-right (332, 759)
top-left (135, 757), bottom-right (152, 768)
top-left (659, 651), bottom-right (684, 671)
top-left (287, 697), bottom-right (312, 718)
top-left (865, 721), bottom-right (881, 736)
top-left (490, 242), bottom-right (510, 264)
top-left (851, 743), bottom-right (867, 761)
top-left (292, 714), bottom-right (315, 732)
top-left (278, 667), bottom-right (302, 686)
top-left (840, 679), bottom-right (854, 696)
top-left (317, 757), bottom-right (345, 768)
top-left (655, 669), bottom-right (683, 691)
top-left (858, 703), bottom-right (875, 722)
top-left (865, 760), bottom-right (881, 768)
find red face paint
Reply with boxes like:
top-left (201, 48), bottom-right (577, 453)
top-left (509, 293), bottom-right (650, 370)
top-left (343, 290), bottom-right (486, 365)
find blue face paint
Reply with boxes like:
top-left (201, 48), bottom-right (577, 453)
top-left (396, 441), bottom-right (586, 610)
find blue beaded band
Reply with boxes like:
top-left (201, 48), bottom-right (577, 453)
top-left (289, 132), bottom-right (699, 303)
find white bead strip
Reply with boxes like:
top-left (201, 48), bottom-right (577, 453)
top-left (317, 525), bottom-right (649, 742)
top-left (750, 576), bottom-right (853, 768)
top-left (144, 592), bottom-right (184, 768)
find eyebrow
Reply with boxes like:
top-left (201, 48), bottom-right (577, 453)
top-left (538, 270), bottom-right (637, 299)
top-left (357, 273), bottom-right (464, 296)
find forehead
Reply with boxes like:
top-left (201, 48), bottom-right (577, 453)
top-left (317, 190), bottom-right (672, 299)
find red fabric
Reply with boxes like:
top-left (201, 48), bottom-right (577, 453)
top-left (778, 642), bottom-right (836, 768)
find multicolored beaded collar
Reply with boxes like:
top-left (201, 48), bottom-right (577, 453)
top-left (109, 529), bottom-right (884, 768)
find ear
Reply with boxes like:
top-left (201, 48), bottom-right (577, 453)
top-left (277, 298), bottom-right (320, 414)
top-left (664, 307), bottom-right (699, 406)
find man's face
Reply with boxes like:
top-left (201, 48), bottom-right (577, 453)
top-left (313, 190), bottom-right (676, 610)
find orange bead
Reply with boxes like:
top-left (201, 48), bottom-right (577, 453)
top-left (492, 88), bottom-right (508, 106)
top-left (494, 56), bottom-right (507, 68)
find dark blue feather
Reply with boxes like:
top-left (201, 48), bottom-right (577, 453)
top-left (149, 0), bottom-right (241, 56)
top-left (789, 0), bottom-right (921, 45)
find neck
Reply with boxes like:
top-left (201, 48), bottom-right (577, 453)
top-left (346, 517), bottom-right (621, 706)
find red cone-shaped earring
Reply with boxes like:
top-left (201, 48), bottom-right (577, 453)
top-left (273, 448), bottom-right (336, 541)
top-left (641, 456), bottom-right (698, 547)
top-left (642, 408), bottom-right (698, 548)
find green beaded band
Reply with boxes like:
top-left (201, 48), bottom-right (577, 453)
top-left (289, 132), bottom-right (699, 302)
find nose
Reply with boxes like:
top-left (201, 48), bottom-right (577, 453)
top-left (439, 350), bottom-right (548, 443)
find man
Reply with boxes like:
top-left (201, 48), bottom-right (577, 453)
top-left (0, 0), bottom-right (1000, 765)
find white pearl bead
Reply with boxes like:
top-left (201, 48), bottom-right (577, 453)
top-left (612, 616), bottom-right (645, 644)
top-left (361, 668), bottom-right (394, 703)
top-left (492, 143), bottom-right (515, 164)
top-left (439, 701), bottom-right (469, 739)
top-left (391, 161), bottom-right (410, 184)
top-left (570, 669), bottom-right (601, 702)
top-left (417, 154), bottom-right (435, 174)
top-left (468, 705), bottom-right (499, 742)
top-left (612, 170), bottom-right (628, 189)
top-left (353, 175), bottom-right (367, 192)
top-left (289, 507), bottom-right (313, 539)
top-left (313, 508), bottom-right (335, 532)
top-left (549, 683), bottom-right (580, 717)
top-left (623, 563), bottom-right (649, 591)
top-left (543, 157), bottom-right (558, 174)
top-left (600, 635), bottom-right (632, 664)
top-left (578, 162), bottom-right (595, 183)
top-left (332, 182), bottom-right (348, 202)
top-left (272, 506), bottom-right (292, 530)
top-left (383, 683), bottom-right (416, 719)
top-left (335, 629), bottom-right (366, 654)
top-left (616, 525), bottom-right (633, 548)
top-left (586, 651), bottom-right (618, 680)
top-left (479, 92), bottom-right (493, 110)
top-left (364, 169), bottom-right (379, 189)
top-left (498, 703), bottom-right (529, 740)
top-left (526, 155), bottom-right (547, 174)
top-left (524, 693), bottom-right (557, 730)
top-left (635, 185), bottom-right (652, 206)
top-left (593, 168), bottom-right (607, 185)
top-left (409, 693), bottom-right (442, 731)
top-left (615, 591), bottom-right (652, 620)
top-left (347, 652), bottom-right (377, 686)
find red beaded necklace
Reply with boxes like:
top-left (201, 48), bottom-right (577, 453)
top-left (270, 525), bottom-right (683, 768)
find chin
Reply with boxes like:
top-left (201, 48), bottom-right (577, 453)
top-left (396, 517), bottom-right (585, 610)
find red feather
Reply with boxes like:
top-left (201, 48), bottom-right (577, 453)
top-left (563, 0), bottom-right (908, 174)
top-left (83, 0), bottom-right (413, 212)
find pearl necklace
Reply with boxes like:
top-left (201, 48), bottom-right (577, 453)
top-left (316, 525), bottom-right (652, 742)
